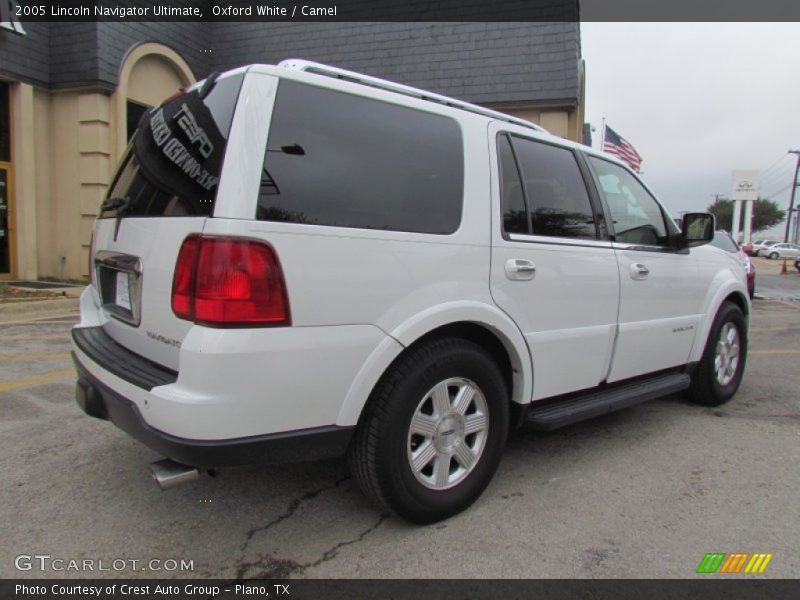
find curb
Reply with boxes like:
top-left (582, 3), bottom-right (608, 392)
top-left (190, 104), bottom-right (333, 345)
top-left (0, 297), bottom-right (79, 319)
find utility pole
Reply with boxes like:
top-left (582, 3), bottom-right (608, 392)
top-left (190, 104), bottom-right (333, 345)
top-left (785, 150), bottom-right (800, 243)
top-left (794, 206), bottom-right (800, 244)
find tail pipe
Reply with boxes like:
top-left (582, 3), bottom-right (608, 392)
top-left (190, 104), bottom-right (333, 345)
top-left (150, 459), bottom-right (199, 490)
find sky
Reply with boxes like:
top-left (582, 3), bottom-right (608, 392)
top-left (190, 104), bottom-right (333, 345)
top-left (581, 22), bottom-right (800, 237)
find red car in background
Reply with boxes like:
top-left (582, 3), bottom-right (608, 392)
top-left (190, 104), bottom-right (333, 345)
top-left (740, 241), bottom-right (754, 256)
top-left (711, 231), bottom-right (755, 298)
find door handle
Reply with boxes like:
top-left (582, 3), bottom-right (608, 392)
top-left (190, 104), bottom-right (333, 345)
top-left (630, 263), bottom-right (650, 280)
top-left (505, 258), bottom-right (536, 281)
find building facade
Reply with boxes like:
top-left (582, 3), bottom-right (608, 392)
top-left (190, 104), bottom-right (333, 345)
top-left (0, 21), bottom-right (584, 281)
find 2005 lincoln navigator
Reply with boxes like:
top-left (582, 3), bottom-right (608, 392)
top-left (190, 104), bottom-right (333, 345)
top-left (73, 60), bottom-right (749, 523)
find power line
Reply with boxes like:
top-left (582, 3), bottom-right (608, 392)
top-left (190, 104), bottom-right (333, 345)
top-left (760, 153), bottom-right (794, 178)
top-left (762, 183), bottom-right (791, 199)
top-left (760, 163), bottom-right (794, 188)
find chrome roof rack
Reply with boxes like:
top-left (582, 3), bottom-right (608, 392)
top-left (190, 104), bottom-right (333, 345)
top-left (277, 59), bottom-right (549, 135)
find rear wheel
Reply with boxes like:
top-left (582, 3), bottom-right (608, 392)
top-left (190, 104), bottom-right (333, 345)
top-left (688, 301), bottom-right (747, 406)
top-left (348, 337), bottom-right (509, 524)
top-left (769, 251), bottom-right (779, 259)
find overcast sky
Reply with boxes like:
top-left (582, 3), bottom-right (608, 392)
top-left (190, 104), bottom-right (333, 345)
top-left (581, 22), bottom-right (800, 236)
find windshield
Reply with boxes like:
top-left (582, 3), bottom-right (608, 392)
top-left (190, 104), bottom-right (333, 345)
top-left (710, 233), bottom-right (738, 253)
top-left (101, 73), bottom-right (244, 218)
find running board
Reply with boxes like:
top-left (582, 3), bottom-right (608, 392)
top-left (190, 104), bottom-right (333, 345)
top-left (524, 372), bottom-right (691, 431)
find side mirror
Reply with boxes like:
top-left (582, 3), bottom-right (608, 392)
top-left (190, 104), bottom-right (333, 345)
top-left (680, 212), bottom-right (715, 248)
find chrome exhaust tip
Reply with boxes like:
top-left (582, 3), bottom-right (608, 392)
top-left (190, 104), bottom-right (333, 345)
top-left (150, 459), bottom-right (199, 490)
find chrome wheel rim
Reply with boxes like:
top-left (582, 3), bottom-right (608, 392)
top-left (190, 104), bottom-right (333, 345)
top-left (406, 377), bottom-right (489, 490)
top-left (714, 322), bottom-right (740, 386)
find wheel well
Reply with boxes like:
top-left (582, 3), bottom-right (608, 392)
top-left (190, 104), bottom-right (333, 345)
top-left (405, 321), bottom-right (517, 404)
top-left (724, 291), bottom-right (749, 316)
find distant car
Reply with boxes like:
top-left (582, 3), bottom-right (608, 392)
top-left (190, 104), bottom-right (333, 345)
top-left (710, 231), bottom-right (755, 298)
top-left (753, 240), bottom-right (780, 256)
top-left (795, 256), bottom-right (800, 273)
top-left (762, 243), bottom-right (800, 260)
top-left (741, 241), bottom-right (754, 256)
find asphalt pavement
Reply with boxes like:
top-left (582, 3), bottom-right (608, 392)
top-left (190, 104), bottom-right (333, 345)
top-left (1, 299), bottom-right (798, 579)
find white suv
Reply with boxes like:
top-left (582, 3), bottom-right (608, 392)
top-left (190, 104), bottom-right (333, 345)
top-left (73, 61), bottom-right (749, 523)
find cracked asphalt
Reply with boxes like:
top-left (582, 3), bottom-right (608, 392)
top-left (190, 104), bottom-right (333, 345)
top-left (1, 298), bottom-right (798, 579)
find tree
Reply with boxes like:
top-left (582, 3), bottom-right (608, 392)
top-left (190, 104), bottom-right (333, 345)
top-left (706, 198), bottom-right (785, 234)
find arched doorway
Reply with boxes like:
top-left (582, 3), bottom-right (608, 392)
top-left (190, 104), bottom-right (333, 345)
top-left (112, 43), bottom-right (195, 164)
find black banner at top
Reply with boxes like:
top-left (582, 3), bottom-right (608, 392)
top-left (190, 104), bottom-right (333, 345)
top-left (4, 0), bottom-right (800, 22)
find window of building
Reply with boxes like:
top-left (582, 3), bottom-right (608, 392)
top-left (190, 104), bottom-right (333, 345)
top-left (0, 81), bottom-right (10, 274)
top-left (587, 156), bottom-right (669, 246)
top-left (126, 100), bottom-right (150, 142)
top-left (0, 81), bottom-right (9, 163)
top-left (257, 81), bottom-right (464, 234)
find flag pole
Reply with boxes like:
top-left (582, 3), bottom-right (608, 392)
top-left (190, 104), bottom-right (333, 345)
top-left (600, 117), bottom-right (606, 150)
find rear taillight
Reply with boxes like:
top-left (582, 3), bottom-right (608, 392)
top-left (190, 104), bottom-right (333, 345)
top-left (171, 235), bottom-right (291, 327)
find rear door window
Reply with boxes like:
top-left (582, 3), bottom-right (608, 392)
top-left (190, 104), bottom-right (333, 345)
top-left (101, 73), bottom-right (244, 218)
top-left (257, 80), bottom-right (464, 234)
top-left (498, 134), bottom-right (598, 240)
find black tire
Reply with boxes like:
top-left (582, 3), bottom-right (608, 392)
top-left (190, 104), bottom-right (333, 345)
top-left (688, 301), bottom-right (747, 406)
top-left (769, 252), bottom-right (779, 259)
top-left (348, 337), bottom-right (509, 524)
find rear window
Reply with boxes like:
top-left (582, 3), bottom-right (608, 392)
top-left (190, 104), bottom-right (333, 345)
top-left (256, 80), bottom-right (464, 234)
top-left (101, 73), bottom-right (244, 218)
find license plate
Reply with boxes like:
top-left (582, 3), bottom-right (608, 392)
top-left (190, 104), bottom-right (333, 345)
top-left (115, 271), bottom-right (132, 310)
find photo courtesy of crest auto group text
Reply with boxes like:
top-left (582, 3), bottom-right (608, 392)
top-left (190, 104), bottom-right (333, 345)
top-left (0, 0), bottom-right (799, 598)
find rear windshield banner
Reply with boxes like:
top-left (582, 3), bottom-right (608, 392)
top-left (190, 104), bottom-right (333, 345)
top-left (135, 91), bottom-right (225, 201)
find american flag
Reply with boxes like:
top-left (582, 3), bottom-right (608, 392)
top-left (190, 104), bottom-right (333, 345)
top-left (603, 125), bottom-right (643, 172)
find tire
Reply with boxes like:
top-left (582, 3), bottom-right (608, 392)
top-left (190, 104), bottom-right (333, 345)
top-left (769, 252), bottom-right (778, 259)
top-left (688, 301), bottom-right (747, 406)
top-left (348, 337), bottom-right (509, 524)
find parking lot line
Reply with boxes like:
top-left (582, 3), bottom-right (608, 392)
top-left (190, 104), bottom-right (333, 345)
top-left (774, 300), bottom-right (800, 311)
top-left (0, 333), bottom-right (71, 341)
top-left (0, 353), bottom-right (72, 361)
top-left (0, 368), bottom-right (76, 393)
top-left (0, 312), bottom-right (79, 326)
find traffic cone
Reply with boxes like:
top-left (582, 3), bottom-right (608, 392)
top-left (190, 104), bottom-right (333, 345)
top-left (780, 259), bottom-right (788, 275)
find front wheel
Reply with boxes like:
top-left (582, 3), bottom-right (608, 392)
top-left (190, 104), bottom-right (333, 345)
top-left (769, 252), bottom-right (779, 259)
top-left (688, 301), bottom-right (747, 406)
top-left (348, 337), bottom-right (509, 524)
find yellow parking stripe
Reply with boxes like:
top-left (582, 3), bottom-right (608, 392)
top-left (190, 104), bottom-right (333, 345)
top-left (0, 333), bottom-right (70, 341)
top-left (0, 312), bottom-right (79, 326)
top-left (0, 368), bottom-right (75, 393)
top-left (0, 353), bottom-right (71, 361)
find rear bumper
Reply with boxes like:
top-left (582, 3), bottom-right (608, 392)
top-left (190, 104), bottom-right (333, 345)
top-left (73, 353), bottom-right (354, 467)
top-left (72, 284), bottom-right (391, 440)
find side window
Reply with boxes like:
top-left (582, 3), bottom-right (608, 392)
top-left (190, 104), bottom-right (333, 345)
top-left (510, 136), bottom-right (597, 239)
top-left (497, 134), bottom-right (528, 234)
top-left (587, 156), bottom-right (669, 246)
top-left (257, 81), bottom-right (464, 234)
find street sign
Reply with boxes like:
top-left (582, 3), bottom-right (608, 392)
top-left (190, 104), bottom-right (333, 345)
top-left (731, 170), bottom-right (759, 201)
